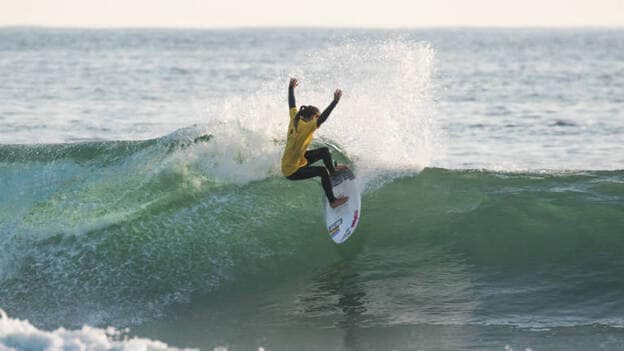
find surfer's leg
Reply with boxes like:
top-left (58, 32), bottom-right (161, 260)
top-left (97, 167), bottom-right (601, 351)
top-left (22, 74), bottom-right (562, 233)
top-left (286, 166), bottom-right (337, 202)
top-left (304, 147), bottom-right (336, 173)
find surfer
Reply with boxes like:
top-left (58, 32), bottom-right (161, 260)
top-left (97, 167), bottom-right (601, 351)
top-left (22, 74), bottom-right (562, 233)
top-left (282, 78), bottom-right (349, 209)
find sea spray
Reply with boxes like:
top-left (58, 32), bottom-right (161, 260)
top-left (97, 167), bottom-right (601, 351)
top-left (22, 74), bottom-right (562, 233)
top-left (201, 38), bottom-right (441, 190)
top-left (292, 39), bottom-right (440, 189)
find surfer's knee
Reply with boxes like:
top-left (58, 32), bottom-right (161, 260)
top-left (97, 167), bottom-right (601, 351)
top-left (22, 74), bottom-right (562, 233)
top-left (320, 167), bottom-right (330, 177)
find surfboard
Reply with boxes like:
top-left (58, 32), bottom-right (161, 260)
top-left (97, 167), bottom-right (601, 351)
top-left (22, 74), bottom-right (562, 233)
top-left (324, 167), bottom-right (361, 244)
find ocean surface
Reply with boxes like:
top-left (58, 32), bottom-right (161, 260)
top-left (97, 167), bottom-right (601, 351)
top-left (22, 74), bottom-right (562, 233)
top-left (1, 28), bottom-right (623, 350)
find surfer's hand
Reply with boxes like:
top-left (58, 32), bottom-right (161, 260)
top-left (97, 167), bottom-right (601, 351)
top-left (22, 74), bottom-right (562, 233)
top-left (333, 89), bottom-right (342, 102)
top-left (289, 78), bottom-right (298, 89)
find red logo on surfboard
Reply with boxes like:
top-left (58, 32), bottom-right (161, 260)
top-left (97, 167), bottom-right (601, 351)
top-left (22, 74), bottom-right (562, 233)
top-left (351, 210), bottom-right (359, 228)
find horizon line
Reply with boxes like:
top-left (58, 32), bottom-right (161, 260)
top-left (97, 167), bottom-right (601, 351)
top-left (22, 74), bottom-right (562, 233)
top-left (2, 24), bottom-right (624, 30)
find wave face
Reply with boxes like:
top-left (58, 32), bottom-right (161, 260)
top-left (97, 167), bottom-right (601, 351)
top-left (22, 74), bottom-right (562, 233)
top-left (2, 135), bottom-right (624, 332)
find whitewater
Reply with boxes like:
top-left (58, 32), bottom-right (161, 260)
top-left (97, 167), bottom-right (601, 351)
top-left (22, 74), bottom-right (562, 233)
top-left (1, 28), bottom-right (624, 350)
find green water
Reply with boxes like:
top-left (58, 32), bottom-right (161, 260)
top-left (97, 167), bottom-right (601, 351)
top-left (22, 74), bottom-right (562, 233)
top-left (1, 137), bottom-right (624, 350)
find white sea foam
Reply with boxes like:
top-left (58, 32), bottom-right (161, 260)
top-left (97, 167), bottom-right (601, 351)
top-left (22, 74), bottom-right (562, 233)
top-left (163, 123), bottom-right (283, 185)
top-left (0, 309), bottom-right (195, 351)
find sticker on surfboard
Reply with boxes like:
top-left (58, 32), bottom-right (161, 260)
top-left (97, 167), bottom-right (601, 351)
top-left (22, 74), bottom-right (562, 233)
top-left (323, 167), bottom-right (361, 244)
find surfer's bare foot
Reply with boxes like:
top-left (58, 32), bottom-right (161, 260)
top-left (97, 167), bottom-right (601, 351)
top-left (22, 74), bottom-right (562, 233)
top-left (330, 196), bottom-right (349, 209)
top-left (332, 165), bottom-right (348, 174)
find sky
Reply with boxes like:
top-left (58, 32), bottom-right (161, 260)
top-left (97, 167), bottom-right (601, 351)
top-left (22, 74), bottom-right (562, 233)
top-left (1, 0), bottom-right (623, 28)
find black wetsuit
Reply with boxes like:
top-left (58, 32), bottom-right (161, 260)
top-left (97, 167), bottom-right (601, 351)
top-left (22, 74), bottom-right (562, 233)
top-left (285, 84), bottom-right (339, 203)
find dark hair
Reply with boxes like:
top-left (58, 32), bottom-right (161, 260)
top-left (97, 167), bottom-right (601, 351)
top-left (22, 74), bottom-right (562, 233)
top-left (294, 105), bottom-right (320, 132)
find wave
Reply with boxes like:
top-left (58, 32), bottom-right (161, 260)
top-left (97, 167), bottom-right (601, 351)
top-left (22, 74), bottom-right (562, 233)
top-left (1, 132), bottom-right (623, 329)
top-left (0, 37), bottom-right (441, 328)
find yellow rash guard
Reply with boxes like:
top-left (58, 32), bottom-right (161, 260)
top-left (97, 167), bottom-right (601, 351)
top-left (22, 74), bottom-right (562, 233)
top-left (281, 107), bottom-right (318, 176)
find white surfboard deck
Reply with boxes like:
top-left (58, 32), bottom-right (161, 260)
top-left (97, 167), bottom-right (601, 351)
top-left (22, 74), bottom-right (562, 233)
top-left (324, 168), bottom-right (361, 244)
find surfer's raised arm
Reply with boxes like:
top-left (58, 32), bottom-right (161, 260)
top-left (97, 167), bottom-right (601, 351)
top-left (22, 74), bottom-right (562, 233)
top-left (288, 78), bottom-right (298, 109)
top-left (317, 89), bottom-right (342, 127)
